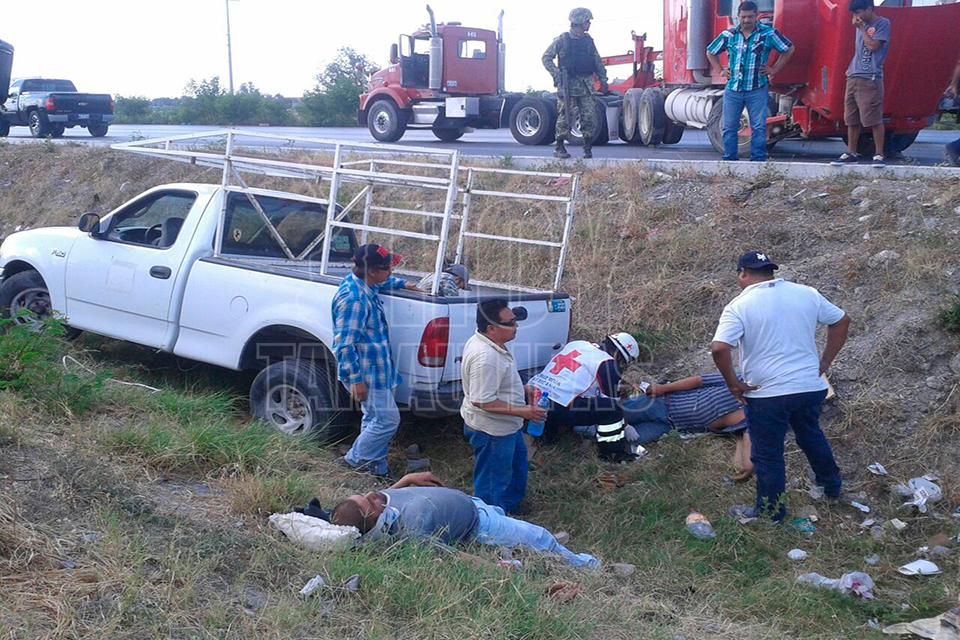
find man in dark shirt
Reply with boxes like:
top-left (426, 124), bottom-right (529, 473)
top-left (832, 0), bottom-right (892, 166)
top-left (330, 472), bottom-right (598, 568)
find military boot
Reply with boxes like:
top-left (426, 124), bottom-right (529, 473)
top-left (583, 143), bottom-right (593, 159)
top-left (554, 140), bottom-right (571, 159)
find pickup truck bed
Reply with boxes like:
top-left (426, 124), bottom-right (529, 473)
top-left (0, 131), bottom-right (579, 440)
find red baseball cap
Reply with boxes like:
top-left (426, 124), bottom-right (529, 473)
top-left (354, 243), bottom-right (403, 270)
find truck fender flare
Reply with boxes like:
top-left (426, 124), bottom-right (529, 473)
top-left (237, 323), bottom-right (337, 373)
top-left (361, 88), bottom-right (412, 114)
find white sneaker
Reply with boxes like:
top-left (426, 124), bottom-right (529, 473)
top-left (871, 155), bottom-right (886, 167)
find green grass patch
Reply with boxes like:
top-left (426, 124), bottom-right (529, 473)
top-left (938, 295), bottom-right (960, 333)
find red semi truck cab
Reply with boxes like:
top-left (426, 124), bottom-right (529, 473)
top-left (359, 7), bottom-right (525, 143)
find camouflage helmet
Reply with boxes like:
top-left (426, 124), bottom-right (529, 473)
top-left (568, 7), bottom-right (593, 25)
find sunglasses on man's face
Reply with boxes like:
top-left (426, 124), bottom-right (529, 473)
top-left (496, 318), bottom-right (518, 327)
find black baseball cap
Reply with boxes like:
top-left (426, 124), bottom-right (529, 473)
top-left (737, 250), bottom-right (779, 271)
top-left (354, 243), bottom-right (403, 270)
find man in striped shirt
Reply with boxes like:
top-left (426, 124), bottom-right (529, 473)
top-left (333, 244), bottom-right (422, 479)
top-left (706, 1), bottom-right (795, 161)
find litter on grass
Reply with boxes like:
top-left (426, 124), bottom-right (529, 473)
top-left (899, 477), bottom-right (943, 513)
top-left (795, 571), bottom-right (875, 599)
top-left (269, 512), bottom-right (360, 551)
top-left (868, 462), bottom-right (889, 476)
top-left (898, 559), bottom-right (941, 576)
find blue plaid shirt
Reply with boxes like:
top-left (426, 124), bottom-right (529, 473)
top-left (707, 23), bottom-right (792, 92)
top-left (332, 272), bottom-right (407, 390)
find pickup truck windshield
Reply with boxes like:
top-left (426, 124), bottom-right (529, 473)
top-left (21, 79), bottom-right (78, 92)
top-left (221, 192), bottom-right (356, 261)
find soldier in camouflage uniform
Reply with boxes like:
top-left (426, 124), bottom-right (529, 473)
top-left (542, 7), bottom-right (609, 159)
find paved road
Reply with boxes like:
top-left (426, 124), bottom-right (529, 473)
top-left (4, 123), bottom-right (958, 166)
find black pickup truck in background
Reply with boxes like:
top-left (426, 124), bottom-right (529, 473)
top-left (1, 77), bottom-right (114, 138)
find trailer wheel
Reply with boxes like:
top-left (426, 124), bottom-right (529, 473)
top-left (509, 97), bottom-right (554, 145)
top-left (568, 98), bottom-right (608, 147)
top-left (432, 126), bottom-right (465, 142)
top-left (249, 359), bottom-right (351, 442)
top-left (846, 131), bottom-right (919, 158)
top-left (638, 89), bottom-right (666, 146)
top-left (367, 99), bottom-right (408, 142)
top-left (621, 88), bottom-right (644, 144)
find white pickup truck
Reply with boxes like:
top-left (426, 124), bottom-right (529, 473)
top-left (0, 131), bottom-right (580, 439)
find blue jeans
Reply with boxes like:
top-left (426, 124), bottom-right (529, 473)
top-left (472, 498), bottom-right (598, 568)
top-left (345, 386), bottom-right (400, 476)
top-left (622, 396), bottom-right (672, 444)
top-left (722, 88), bottom-right (769, 161)
top-left (745, 390), bottom-right (841, 521)
top-left (463, 427), bottom-right (527, 513)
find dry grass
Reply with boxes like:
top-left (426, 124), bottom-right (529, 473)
top-left (2, 145), bottom-right (960, 638)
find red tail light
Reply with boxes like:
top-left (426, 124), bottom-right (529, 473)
top-left (44, 97), bottom-right (55, 111)
top-left (418, 318), bottom-right (449, 367)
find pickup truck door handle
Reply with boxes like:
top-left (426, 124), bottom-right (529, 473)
top-left (149, 266), bottom-right (172, 280)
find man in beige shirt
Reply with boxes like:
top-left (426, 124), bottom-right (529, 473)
top-left (461, 299), bottom-right (546, 514)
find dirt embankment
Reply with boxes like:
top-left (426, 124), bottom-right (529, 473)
top-left (2, 142), bottom-right (959, 476)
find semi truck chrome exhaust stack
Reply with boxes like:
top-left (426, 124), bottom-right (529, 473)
top-left (497, 10), bottom-right (506, 94)
top-left (686, 0), bottom-right (712, 85)
top-left (426, 5), bottom-right (443, 91)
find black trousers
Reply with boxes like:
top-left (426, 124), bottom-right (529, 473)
top-left (543, 396), bottom-right (623, 442)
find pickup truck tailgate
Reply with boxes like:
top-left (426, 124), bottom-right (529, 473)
top-left (46, 92), bottom-right (112, 113)
top-left (442, 295), bottom-right (570, 382)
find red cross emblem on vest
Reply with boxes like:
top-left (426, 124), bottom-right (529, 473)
top-left (549, 350), bottom-right (582, 374)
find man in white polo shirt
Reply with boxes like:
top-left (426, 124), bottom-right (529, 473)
top-left (710, 251), bottom-right (850, 522)
top-left (461, 299), bottom-right (546, 515)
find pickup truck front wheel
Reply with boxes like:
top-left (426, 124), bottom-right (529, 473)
top-left (0, 270), bottom-right (81, 338)
top-left (250, 360), bottom-right (350, 441)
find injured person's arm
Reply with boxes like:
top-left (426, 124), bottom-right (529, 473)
top-left (389, 472), bottom-right (445, 489)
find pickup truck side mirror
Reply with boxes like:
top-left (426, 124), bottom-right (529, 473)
top-left (78, 212), bottom-right (102, 234)
top-left (389, 43), bottom-right (399, 65)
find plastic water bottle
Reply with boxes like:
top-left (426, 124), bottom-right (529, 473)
top-left (685, 512), bottom-right (716, 540)
top-left (526, 391), bottom-right (550, 437)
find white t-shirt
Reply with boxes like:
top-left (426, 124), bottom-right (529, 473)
top-left (712, 279), bottom-right (845, 399)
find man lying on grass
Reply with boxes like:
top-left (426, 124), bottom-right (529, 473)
top-left (330, 471), bottom-right (599, 569)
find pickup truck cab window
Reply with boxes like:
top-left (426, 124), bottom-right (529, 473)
top-left (221, 192), bottom-right (356, 260)
top-left (106, 190), bottom-right (197, 248)
top-left (21, 78), bottom-right (77, 93)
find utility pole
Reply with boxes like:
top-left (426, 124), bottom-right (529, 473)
top-left (225, 0), bottom-right (235, 94)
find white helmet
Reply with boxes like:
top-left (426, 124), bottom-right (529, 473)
top-left (606, 332), bottom-right (640, 363)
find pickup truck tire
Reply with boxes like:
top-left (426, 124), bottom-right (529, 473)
top-left (87, 124), bottom-right (109, 138)
top-left (250, 359), bottom-right (350, 441)
top-left (51, 124), bottom-right (66, 138)
top-left (367, 99), bottom-right (407, 142)
top-left (0, 270), bottom-right (82, 339)
top-left (0, 120), bottom-right (9, 137)
top-left (27, 111), bottom-right (50, 138)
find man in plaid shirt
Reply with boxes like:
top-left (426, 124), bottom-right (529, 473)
top-left (334, 243), bottom-right (421, 479)
top-left (707, 1), bottom-right (794, 161)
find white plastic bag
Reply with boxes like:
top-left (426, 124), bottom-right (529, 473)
top-left (269, 512), bottom-right (360, 551)
top-left (900, 477), bottom-right (943, 514)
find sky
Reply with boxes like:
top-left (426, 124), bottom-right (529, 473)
top-left (2, 0), bottom-right (663, 99)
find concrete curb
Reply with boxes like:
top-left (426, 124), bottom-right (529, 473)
top-left (508, 155), bottom-right (960, 180)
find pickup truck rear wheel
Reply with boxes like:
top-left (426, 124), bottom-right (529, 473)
top-left (87, 124), bottom-right (109, 138)
top-left (250, 359), bottom-right (350, 441)
top-left (51, 124), bottom-right (66, 138)
top-left (0, 270), bottom-right (82, 338)
top-left (0, 120), bottom-right (9, 137)
top-left (28, 111), bottom-right (50, 138)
